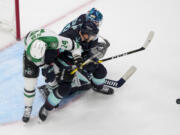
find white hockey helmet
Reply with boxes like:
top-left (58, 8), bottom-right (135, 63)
top-left (30, 40), bottom-right (46, 60)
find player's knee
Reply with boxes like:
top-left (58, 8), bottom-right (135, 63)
top-left (93, 64), bottom-right (107, 79)
top-left (91, 64), bottom-right (107, 88)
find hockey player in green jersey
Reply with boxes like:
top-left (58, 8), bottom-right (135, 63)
top-left (22, 29), bottom-right (82, 123)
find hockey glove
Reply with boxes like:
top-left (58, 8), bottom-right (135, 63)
top-left (73, 57), bottom-right (84, 68)
top-left (42, 65), bottom-right (56, 83)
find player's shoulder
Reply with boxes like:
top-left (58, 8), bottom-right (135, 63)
top-left (78, 14), bottom-right (87, 19)
top-left (60, 27), bottom-right (80, 40)
top-left (77, 14), bottom-right (87, 22)
top-left (29, 28), bottom-right (57, 36)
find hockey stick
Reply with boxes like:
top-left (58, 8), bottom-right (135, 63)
top-left (71, 66), bottom-right (137, 89)
top-left (38, 66), bottom-right (137, 99)
top-left (75, 65), bottom-right (137, 88)
top-left (105, 66), bottom-right (137, 88)
top-left (70, 52), bottom-right (102, 75)
top-left (98, 31), bottom-right (154, 63)
top-left (71, 31), bottom-right (154, 74)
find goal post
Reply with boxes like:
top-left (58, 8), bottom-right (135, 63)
top-left (0, 0), bottom-right (21, 40)
top-left (15, 0), bottom-right (21, 40)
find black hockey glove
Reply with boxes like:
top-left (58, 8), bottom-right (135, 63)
top-left (44, 50), bottom-right (59, 64)
top-left (73, 57), bottom-right (84, 68)
top-left (42, 65), bottom-right (56, 83)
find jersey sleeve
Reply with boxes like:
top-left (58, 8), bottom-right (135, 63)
top-left (58, 36), bottom-right (81, 50)
top-left (60, 14), bottom-right (86, 34)
top-left (57, 36), bottom-right (74, 50)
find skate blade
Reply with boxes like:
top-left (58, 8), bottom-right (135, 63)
top-left (22, 120), bottom-right (32, 126)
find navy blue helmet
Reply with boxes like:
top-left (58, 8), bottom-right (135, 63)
top-left (81, 20), bottom-right (99, 36)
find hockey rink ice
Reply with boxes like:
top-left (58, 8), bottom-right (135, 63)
top-left (0, 42), bottom-right (44, 124)
top-left (0, 0), bottom-right (180, 135)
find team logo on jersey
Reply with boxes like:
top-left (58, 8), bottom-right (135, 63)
top-left (62, 40), bottom-right (68, 48)
top-left (24, 68), bottom-right (34, 76)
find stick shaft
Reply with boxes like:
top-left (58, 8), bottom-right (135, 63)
top-left (71, 31), bottom-right (154, 74)
top-left (100, 31), bottom-right (154, 62)
top-left (100, 47), bottom-right (144, 62)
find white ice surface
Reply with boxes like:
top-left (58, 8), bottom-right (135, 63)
top-left (0, 0), bottom-right (180, 135)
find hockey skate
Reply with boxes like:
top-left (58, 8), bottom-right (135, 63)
top-left (93, 85), bottom-right (114, 95)
top-left (38, 105), bottom-right (48, 122)
top-left (22, 106), bottom-right (32, 123)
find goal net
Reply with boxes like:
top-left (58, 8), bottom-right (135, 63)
top-left (0, 0), bottom-right (21, 40)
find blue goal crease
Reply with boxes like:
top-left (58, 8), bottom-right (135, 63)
top-left (0, 42), bottom-right (85, 124)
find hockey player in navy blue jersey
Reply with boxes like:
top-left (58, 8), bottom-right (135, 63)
top-left (38, 20), bottom-right (113, 122)
top-left (60, 20), bottom-right (112, 92)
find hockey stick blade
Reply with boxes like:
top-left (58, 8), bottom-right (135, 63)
top-left (105, 66), bottom-right (137, 88)
top-left (142, 31), bottom-right (154, 49)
